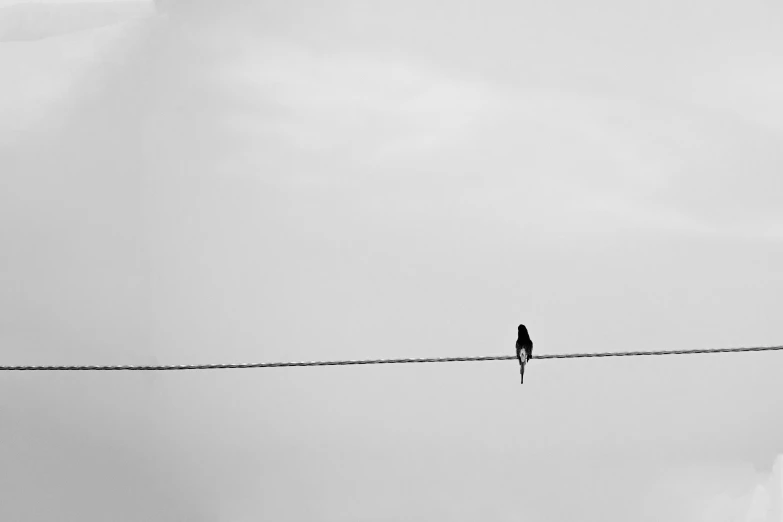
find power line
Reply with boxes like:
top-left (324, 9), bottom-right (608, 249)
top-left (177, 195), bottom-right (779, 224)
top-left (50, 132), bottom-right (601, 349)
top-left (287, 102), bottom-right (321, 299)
top-left (1, 344), bottom-right (781, 371)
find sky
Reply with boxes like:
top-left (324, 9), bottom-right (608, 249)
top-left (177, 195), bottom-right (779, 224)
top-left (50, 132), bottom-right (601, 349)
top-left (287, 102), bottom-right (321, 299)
top-left (1, 1), bottom-right (782, 520)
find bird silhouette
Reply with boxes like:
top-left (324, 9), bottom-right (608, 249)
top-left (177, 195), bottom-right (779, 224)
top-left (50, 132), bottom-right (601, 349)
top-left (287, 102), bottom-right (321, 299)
top-left (516, 324), bottom-right (533, 384)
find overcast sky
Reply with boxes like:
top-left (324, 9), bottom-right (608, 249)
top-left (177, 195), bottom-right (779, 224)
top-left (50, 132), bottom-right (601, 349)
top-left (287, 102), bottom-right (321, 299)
top-left (1, 1), bottom-right (782, 520)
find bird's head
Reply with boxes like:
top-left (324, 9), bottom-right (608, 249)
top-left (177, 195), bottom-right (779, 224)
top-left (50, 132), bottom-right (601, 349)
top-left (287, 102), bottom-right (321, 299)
top-left (518, 324), bottom-right (527, 334)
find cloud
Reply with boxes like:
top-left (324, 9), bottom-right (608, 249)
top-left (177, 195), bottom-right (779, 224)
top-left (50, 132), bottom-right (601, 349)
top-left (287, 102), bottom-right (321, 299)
top-left (1, 4), bottom-right (782, 521)
top-left (207, 30), bottom-right (783, 241)
top-left (0, 4), bottom-right (154, 144)
top-left (641, 455), bottom-right (783, 522)
top-left (214, 42), bottom-right (490, 163)
top-left (0, 1), bottom-right (153, 42)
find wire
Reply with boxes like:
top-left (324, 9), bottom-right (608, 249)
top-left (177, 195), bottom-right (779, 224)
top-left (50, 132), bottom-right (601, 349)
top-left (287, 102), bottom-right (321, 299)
top-left (1, 344), bottom-right (781, 371)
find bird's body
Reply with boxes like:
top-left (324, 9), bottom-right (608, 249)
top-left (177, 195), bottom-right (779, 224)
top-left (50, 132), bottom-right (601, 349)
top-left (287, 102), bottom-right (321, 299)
top-left (516, 324), bottom-right (533, 384)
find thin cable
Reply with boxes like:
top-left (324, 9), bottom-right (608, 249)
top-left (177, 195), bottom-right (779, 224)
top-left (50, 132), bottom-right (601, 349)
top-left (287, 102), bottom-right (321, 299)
top-left (1, 344), bottom-right (781, 371)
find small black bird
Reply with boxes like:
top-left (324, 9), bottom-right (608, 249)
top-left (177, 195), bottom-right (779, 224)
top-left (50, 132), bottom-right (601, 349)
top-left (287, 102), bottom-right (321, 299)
top-left (516, 324), bottom-right (533, 384)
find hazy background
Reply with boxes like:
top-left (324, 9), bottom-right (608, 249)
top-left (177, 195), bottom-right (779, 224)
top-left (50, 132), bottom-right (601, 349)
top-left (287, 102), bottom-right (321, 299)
top-left (1, 0), bottom-right (782, 520)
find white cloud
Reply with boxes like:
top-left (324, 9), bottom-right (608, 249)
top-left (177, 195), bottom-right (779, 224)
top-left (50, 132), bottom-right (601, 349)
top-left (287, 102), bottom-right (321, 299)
top-left (1, 6), bottom-right (782, 521)
top-left (216, 43), bottom-right (490, 163)
top-left (0, 1), bottom-right (153, 41)
top-left (0, 2), bottom-right (153, 142)
top-left (208, 34), bottom-right (783, 241)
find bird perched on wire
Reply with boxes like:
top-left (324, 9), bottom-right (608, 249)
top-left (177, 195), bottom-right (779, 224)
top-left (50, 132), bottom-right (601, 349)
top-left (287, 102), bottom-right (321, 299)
top-left (516, 324), bottom-right (533, 384)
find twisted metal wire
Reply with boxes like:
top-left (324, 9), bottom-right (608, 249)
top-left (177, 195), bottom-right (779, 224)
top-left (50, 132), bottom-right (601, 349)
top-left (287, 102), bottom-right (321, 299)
top-left (1, 344), bottom-right (781, 371)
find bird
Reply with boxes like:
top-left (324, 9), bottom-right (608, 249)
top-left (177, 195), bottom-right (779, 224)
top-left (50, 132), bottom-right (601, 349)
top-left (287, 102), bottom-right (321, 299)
top-left (516, 324), bottom-right (533, 384)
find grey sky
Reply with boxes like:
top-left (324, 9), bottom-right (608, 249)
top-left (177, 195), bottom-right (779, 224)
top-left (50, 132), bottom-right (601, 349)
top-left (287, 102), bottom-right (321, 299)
top-left (1, 1), bottom-right (782, 520)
